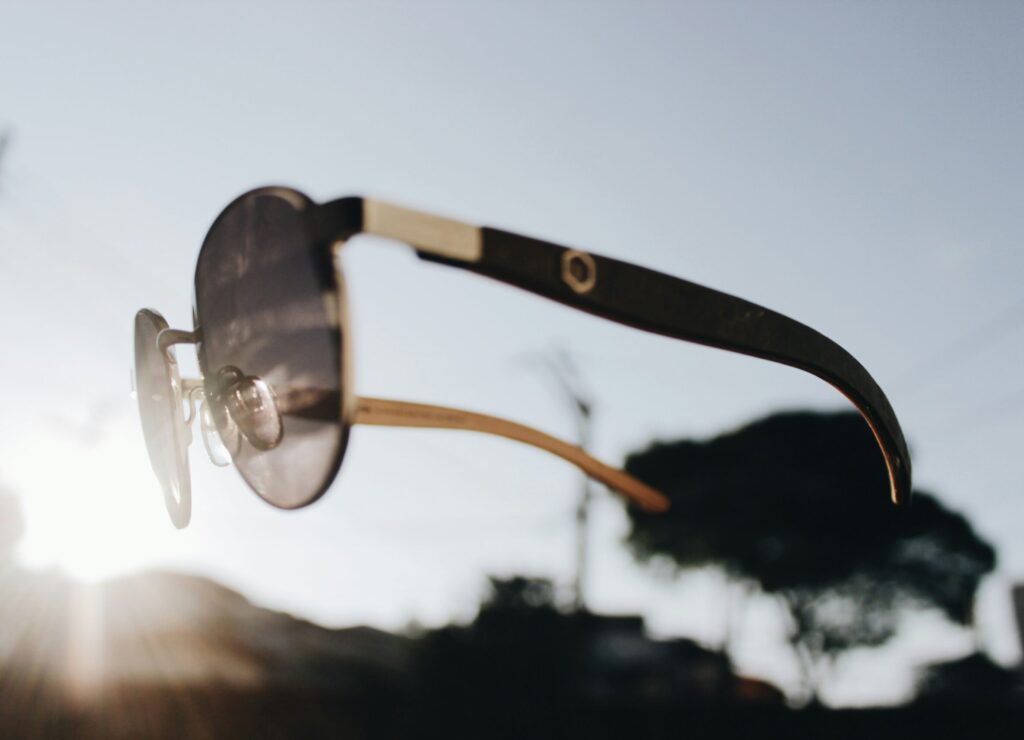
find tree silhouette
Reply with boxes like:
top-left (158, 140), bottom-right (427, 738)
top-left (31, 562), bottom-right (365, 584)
top-left (414, 576), bottom-right (573, 735)
top-left (623, 410), bottom-right (997, 701)
top-left (915, 652), bottom-right (1021, 706)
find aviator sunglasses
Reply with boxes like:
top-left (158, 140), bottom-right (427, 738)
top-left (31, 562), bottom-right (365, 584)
top-left (134, 187), bottom-right (911, 528)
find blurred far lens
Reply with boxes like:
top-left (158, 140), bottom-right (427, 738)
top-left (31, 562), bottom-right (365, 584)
top-left (134, 309), bottom-right (191, 528)
top-left (194, 189), bottom-right (347, 509)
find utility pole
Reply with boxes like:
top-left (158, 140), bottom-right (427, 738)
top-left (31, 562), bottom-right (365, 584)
top-left (541, 349), bottom-right (595, 612)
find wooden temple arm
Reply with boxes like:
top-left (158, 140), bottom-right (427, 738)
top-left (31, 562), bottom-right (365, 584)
top-left (352, 396), bottom-right (669, 512)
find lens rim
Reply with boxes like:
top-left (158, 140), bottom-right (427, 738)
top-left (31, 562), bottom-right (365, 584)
top-left (192, 186), bottom-right (354, 510)
top-left (134, 308), bottom-right (192, 528)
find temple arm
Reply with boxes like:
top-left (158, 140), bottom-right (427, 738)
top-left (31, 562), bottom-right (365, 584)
top-left (275, 390), bottom-right (668, 511)
top-left (354, 397), bottom-right (668, 512)
top-left (316, 197), bottom-right (912, 505)
top-left (443, 229), bottom-right (911, 506)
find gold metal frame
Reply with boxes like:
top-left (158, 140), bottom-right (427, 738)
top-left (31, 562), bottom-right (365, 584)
top-left (362, 199), bottom-right (482, 263)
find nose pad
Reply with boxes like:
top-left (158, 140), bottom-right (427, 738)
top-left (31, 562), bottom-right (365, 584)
top-left (223, 375), bottom-right (284, 451)
top-left (206, 394), bottom-right (243, 459)
top-left (200, 401), bottom-right (233, 467)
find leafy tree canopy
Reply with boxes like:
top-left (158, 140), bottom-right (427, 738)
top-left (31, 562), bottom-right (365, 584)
top-left (624, 411), bottom-right (996, 658)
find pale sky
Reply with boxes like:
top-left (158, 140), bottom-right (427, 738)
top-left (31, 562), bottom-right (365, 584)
top-left (1, 1), bottom-right (1022, 705)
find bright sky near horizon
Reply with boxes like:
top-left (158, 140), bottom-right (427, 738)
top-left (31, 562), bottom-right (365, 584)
top-left (1, 1), bottom-right (1022, 706)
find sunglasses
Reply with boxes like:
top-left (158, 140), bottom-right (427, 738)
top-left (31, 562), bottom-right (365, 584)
top-left (134, 186), bottom-right (911, 528)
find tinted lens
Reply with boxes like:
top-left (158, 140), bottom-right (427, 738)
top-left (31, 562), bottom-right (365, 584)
top-left (194, 189), bottom-right (347, 509)
top-left (134, 309), bottom-right (191, 528)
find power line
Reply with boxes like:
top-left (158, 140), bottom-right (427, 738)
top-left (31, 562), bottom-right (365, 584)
top-left (895, 294), bottom-right (1024, 399)
top-left (935, 385), bottom-right (1024, 442)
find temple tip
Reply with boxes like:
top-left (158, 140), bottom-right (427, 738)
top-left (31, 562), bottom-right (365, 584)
top-left (638, 488), bottom-right (671, 513)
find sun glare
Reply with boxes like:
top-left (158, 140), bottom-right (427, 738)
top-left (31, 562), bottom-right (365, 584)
top-left (7, 420), bottom-right (188, 582)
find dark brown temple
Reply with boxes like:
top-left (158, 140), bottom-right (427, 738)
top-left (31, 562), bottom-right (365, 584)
top-left (314, 196), bottom-right (912, 506)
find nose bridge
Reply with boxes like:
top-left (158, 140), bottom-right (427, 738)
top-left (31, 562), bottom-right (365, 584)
top-left (157, 327), bottom-right (199, 356)
top-left (160, 320), bottom-right (286, 462)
